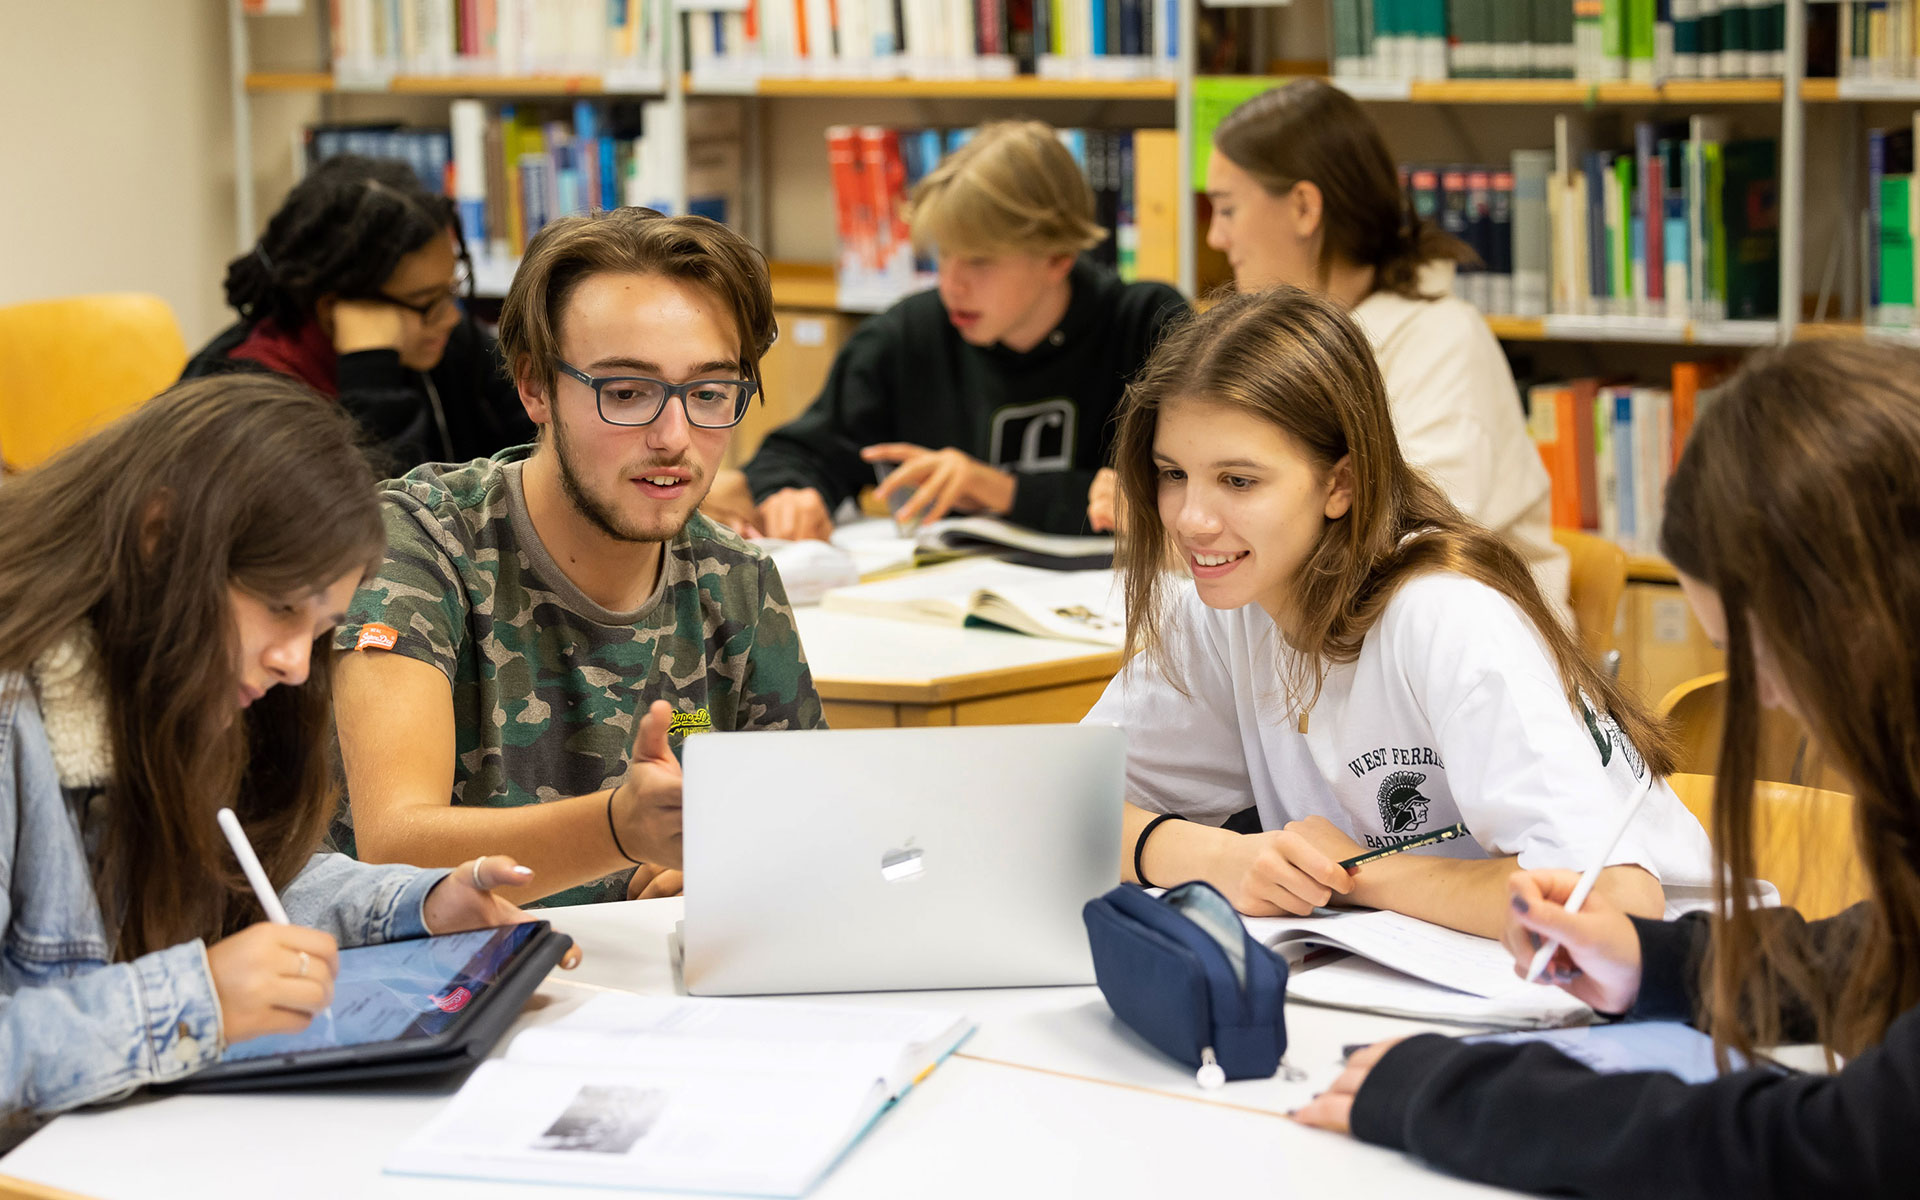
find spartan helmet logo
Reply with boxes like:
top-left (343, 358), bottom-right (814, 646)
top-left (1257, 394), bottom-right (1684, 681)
top-left (1582, 701), bottom-right (1647, 780)
top-left (1377, 771), bottom-right (1432, 834)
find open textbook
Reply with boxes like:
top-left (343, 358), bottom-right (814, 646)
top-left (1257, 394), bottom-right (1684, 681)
top-left (386, 994), bottom-right (973, 1196)
top-left (1243, 909), bottom-right (1595, 1030)
top-left (828, 516), bottom-right (1115, 577)
top-left (919, 515), bottom-right (1115, 567)
top-left (820, 559), bottom-right (1125, 647)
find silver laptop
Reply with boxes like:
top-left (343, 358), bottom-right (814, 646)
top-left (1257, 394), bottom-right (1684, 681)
top-left (680, 724), bottom-right (1125, 995)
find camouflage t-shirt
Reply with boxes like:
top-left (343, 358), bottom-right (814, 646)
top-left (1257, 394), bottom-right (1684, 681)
top-left (333, 447), bottom-right (825, 907)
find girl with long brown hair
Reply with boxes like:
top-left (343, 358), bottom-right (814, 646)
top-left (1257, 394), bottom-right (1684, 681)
top-left (1298, 339), bottom-right (1920, 1197)
top-left (1088, 79), bottom-right (1567, 606)
top-left (1087, 287), bottom-right (1709, 939)
top-left (0, 373), bottom-right (566, 1138)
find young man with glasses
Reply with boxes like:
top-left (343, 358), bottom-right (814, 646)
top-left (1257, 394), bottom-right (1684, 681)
top-left (330, 208), bottom-right (823, 907)
top-left (182, 154), bottom-right (532, 474)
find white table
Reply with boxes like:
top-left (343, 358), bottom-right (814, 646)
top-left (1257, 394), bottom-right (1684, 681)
top-left (1, 900), bottom-right (1522, 1200)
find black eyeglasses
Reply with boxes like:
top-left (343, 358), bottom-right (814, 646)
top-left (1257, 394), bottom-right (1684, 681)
top-left (376, 264), bottom-right (473, 321)
top-left (555, 361), bottom-right (761, 429)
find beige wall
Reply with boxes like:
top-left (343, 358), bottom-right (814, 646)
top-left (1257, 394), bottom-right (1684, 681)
top-left (0, 0), bottom-right (236, 345)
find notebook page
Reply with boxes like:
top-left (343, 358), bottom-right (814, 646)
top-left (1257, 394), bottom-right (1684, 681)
top-left (509, 996), bottom-right (968, 1090)
top-left (1244, 909), bottom-right (1547, 999)
top-left (1287, 955), bottom-right (1592, 1029)
top-left (387, 1059), bottom-right (885, 1196)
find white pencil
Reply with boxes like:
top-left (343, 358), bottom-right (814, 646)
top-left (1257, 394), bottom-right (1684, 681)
top-left (216, 807), bottom-right (291, 925)
top-left (1524, 785), bottom-right (1654, 983)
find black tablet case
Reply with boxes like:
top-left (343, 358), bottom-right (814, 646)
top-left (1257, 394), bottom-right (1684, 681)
top-left (168, 925), bottom-right (574, 1093)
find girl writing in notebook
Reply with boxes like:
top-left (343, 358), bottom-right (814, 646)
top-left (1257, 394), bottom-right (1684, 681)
top-left (1086, 79), bottom-right (1565, 605)
top-left (0, 375), bottom-right (568, 1143)
top-left (1087, 287), bottom-right (1710, 939)
top-left (181, 154), bottom-right (532, 474)
top-left (1297, 340), bottom-right (1920, 1197)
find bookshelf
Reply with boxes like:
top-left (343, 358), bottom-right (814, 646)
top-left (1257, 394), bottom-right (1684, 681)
top-left (228, 0), bottom-right (1920, 351)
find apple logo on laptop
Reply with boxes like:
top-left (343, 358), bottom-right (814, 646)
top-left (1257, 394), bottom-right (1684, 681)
top-left (880, 843), bottom-right (925, 883)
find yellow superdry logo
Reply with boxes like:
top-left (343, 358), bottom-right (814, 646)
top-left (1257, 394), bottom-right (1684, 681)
top-left (669, 708), bottom-right (713, 737)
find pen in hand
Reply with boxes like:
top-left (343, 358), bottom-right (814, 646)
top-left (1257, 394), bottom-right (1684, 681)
top-left (1523, 787), bottom-right (1653, 983)
top-left (217, 807), bottom-right (291, 925)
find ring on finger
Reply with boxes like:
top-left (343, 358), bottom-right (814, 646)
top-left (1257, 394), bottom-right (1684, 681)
top-left (296, 949), bottom-right (310, 978)
top-left (473, 855), bottom-right (487, 890)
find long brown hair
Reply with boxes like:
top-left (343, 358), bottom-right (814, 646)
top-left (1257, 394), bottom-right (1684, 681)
top-left (1212, 79), bottom-right (1474, 300)
top-left (0, 374), bottom-right (385, 958)
top-left (1662, 339), bottom-right (1920, 1061)
top-left (1115, 287), bottom-right (1672, 774)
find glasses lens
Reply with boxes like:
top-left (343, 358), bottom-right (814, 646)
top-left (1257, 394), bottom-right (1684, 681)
top-left (683, 381), bottom-right (747, 428)
top-left (597, 379), bottom-right (669, 425)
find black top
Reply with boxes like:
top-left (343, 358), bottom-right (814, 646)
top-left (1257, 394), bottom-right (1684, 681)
top-left (1352, 903), bottom-right (1911, 1198)
top-left (742, 259), bottom-right (1187, 534)
top-left (181, 316), bottom-right (534, 477)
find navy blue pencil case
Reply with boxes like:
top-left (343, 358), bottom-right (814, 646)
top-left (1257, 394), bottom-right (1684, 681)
top-left (1083, 881), bottom-right (1289, 1086)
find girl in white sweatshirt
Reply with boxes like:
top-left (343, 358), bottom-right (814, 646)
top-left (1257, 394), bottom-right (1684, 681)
top-left (1087, 287), bottom-right (1708, 938)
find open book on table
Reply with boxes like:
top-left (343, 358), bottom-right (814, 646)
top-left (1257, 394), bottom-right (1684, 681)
top-left (1242, 909), bottom-right (1595, 1030)
top-left (918, 515), bottom-right (1115, 568)
top-left (829, 516), bottom-right (1115, 577)
top-left (819, 559), bottom-right (1125, 647)
top-left (386, 994), bottom-right (974, 1196)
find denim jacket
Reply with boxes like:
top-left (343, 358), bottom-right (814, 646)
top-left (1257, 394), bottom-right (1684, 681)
top-left (0, 672), bottom-right (448, 1138)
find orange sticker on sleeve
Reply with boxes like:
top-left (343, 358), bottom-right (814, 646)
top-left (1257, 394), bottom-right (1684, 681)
top-left (355, 623), bottom-right (400, 652)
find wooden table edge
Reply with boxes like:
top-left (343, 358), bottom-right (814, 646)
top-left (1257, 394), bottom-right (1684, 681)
top-left (812, 647), bottom-right (1125, 705)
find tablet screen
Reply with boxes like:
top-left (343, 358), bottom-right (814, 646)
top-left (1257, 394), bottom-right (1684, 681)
top-left (1465, 1021), bottom-right (1745, 1084)
top-left (219, 923), bottom-right (541, 1064)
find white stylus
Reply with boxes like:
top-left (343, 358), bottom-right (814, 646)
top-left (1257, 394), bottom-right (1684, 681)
top-left (1524, 785), bottom-right (1653, 983)
top-left (217, 807), bottom-right (291, 925)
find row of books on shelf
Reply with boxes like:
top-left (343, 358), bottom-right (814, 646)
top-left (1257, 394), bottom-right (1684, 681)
top-left (1838, 0), bottom-right (1920, 80)
top-left (305, 100), bottom-right (741, 282)
top-left (328, 0), bottom-right (666, 85)
top-left (298, 0), bottom-right (1915, 87)
top-left (1525, 361), bottom-right (1730, 554)
top-left (686, 0), bottom-right (1179, 84)
top-left (1331, 0), bottom-right (1786, 84)
top-left (826, 124), bottom-right (1178, 310)
top-left (1542, 114), bottom-right (1778, 323)
top-left (1869, 117), bottom-right (1920, 328)
top-left (1410, 117), bottom-right (1777, 325)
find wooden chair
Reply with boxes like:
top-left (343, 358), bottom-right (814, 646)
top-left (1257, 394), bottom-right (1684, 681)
top-left (0, 293), bottom-right (187, 471)
top-left (1552, 529), bottom-right (1628, 663)
top-left (1658, 671), bottom-right (1851, 791)
top-left (1667, 773), bottom-right (1868, 920)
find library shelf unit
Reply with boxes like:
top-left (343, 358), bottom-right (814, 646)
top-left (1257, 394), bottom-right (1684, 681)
top-left (229, 0), bottom-right (1920, 346)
